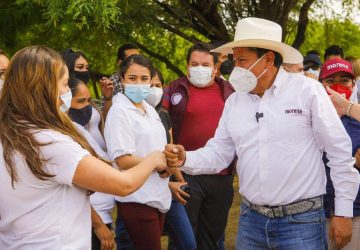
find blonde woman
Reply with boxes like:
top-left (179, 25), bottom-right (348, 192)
top-left (0, 46), bottom-right (167, 249)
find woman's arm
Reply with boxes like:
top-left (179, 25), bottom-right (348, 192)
top-left (91, 207), bottom-right (114, 250)
top-left (115, 154), bottom-right (144, 170)
top-left (327, 86), bottom-right (360, 121)
top-left (72, 151), bottom-right (167, 196)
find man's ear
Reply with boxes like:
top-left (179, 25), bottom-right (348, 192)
top-left (265, 51), bottom-right (275, 67)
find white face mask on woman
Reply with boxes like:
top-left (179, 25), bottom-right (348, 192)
top-left (229, 55), bottom-right (267, 92)
top-left (146, 87), bottom-right (163, 107)
top-left (188, 66), bottom-right (213, 87)
top-left (59, 89), bottom-right (72, 112)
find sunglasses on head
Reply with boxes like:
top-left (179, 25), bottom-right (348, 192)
top-left (63, 48), bottom-right (78, 58)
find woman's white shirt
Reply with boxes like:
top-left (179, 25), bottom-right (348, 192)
top-left (74, 123), bottom-right (115, 224)
top-left (104, 94), bottom-right (171, 213)
top-left (0, 130), bottom-right (90, 250)
top-left (84, 106), bottom-right (106, 152)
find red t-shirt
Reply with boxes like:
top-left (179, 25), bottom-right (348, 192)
top-left (178, 83), bottom-right (231, 175)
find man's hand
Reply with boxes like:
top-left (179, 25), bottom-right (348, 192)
top-left (163, 144), bottom-right (186, 168)
top-left (329, 216), bottom-right (352, 248)
top-left (169, 181), bottom-right (190, 205)
top-left (100, 77), bottom-right (114, 100)
top-left (94, 223), bottom-right (115, 250)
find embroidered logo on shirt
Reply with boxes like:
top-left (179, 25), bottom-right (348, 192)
top-left (171, 93), bottom-right (182, 105)
top-left (285, 109), bottom-right (302, 114)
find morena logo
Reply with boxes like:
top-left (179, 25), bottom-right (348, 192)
top-left (327, 63), bottom-right (349, 70)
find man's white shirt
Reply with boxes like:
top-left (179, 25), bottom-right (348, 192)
top-left (183, 67), bottom-right (360, 217)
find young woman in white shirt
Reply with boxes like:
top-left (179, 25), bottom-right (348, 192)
top-left (0, 46), bottom-right (168, 250)
top-left (67, 76), bottom-right (116, 250)
top-left (104, 55), bottom-right (172, 250)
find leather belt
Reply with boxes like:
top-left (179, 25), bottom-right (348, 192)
top-left (242, 196), bottom-right (323, 218)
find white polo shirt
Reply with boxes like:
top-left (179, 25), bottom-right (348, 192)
top-left (0, 130), bottom-right (91, 249)
top-left (84, 106), bottom-right (106, 152)
top-left (74, 123), bottom-right (115, 225)
top-left (182, 67), bottom-right (360, 217)
top-left (104, 94), bottom-right (171, 213)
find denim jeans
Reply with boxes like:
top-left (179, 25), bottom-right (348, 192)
top-left (236, 203), bottom-right (327, 250)
top-left (165, 199), bottom-right (196, 250)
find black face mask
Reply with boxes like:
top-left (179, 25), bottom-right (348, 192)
top-left (220, 59), bottom-right (235, 76)
top-left (74, 71), bottom-right (90, 84)
top-left (68, 105), bottom-right (93, 126)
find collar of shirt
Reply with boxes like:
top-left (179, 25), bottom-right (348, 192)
top-left (247, 66), bottom-right (288, 100)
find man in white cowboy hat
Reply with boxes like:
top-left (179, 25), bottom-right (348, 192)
top-left (164, 17), bottom-right (360, 249)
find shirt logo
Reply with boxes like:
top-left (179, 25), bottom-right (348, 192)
top-left (285, 109), bottom-right (302, 114)
top-left (171, 93), bottom-right (182, 105)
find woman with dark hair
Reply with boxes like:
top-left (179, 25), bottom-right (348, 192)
top-left (104, 55), bottom-right (172, 250)
top-left (67, 76), bottom-right (115, 250)
top-left (62, 48), bottom-right (91, 84)
top-left (0, 46), bottom-right (168, 249)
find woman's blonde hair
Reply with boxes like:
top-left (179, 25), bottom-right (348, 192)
top-left (346, 56), bottom-right (360, 79)
top-left (0, 46), bottom-right (98, 187)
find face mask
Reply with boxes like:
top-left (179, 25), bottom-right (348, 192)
top-left (220, 59), bottom-right (235, 76)
top-left (306, 68), bottom-right (320, 77)
top-left (74, 71), bottom-right (90, 84)
top-left (124, 83), bottom-right (151, 103)
top-left (328, 83), bottom-right (352, 100)
top-left (60, 89), bottom-right (72, 112)
top-left (146, 87), bottom-right (163, 107)
top-left (188, 66), bottom-right (213, 87)
top-left (0, 79), bottom-right (3, 93)
top-left (229, 55), bottom-right (267, 92)
top-left (68, 104), bottom-right (93, 126)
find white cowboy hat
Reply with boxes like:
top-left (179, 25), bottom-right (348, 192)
top-left (212, 17), bottom-right (303, 64)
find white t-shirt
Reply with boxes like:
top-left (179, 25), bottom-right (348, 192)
top-left (0, 130), bottom-right (91, 250)
top-left (84, 107), bottom-right (106, 152)
top-left (75, 123), bottom-right (115, 224)
top-left (104, 94), bottom-right (171, 213)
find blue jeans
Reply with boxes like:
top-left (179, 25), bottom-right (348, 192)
top-left (165, 199), bottom-right (196, 250)
top-left (115, 207), bottom-right (133, 250)
top-left (236, 203), bottom-right (327, 250)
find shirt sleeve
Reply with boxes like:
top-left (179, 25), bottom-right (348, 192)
top-left (181, 96), bottom-right (236, 175)
top-left (38, 131), bottom-right (90, 186)
top-left (311, 84), bottom-right (360, 217)
top-left (104, 105), bottom-right (136, 161)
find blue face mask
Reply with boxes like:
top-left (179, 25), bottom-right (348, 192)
top-left (124, 83), bottom-right (151, 103)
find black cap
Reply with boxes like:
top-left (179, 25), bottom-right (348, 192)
top-left (303, 54), bottom-right (322, 66)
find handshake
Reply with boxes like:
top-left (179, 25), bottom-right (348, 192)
top-left (148, 144), bottom-right (186, 177)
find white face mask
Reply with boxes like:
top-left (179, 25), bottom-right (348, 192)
top-left (60, 89), bottom-right (72, 112)
top-left (229, 55), bottom-right (267, 92)
top-left (0, 79), bottom-right (4, 93)
top-left (306, 68), bottom-right (320, 77)
top-left (188, 66), bottom-right (213, 87)
top-left (146, 87), bottom-right (163, 107)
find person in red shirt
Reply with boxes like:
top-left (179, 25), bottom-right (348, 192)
top-left (163, 42), bottom-right (235, 250)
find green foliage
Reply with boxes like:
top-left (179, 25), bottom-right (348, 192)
top-left (300, 19), bottom-right (360, 59)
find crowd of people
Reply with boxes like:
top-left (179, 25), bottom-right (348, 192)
top-left (1, 17), bottom-right (360, 250)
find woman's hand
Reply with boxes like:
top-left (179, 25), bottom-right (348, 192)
top-left (93, 223), bottom-right (115, 250)
top-left (100, 77), bottom-right (114, 100)
top-left (326, 86), bottom-right (349, 116)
